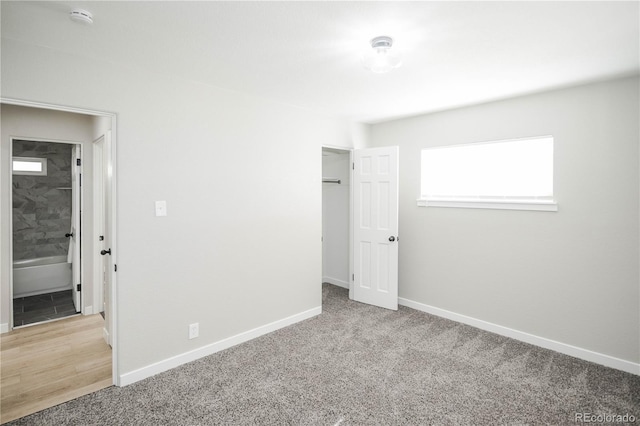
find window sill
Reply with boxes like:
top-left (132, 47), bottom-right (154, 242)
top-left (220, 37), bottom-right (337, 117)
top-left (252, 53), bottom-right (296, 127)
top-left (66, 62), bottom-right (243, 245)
top-left (416, 198), bottom-right (558, 212)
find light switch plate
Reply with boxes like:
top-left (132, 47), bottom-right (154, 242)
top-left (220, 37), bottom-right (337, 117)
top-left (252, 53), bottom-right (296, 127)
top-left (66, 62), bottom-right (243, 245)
top-left (155, 200), bottom-right (167, 217)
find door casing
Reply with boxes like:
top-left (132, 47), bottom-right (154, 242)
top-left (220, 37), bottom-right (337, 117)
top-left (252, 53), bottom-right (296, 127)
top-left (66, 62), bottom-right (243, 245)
top-left (71, 143), bottom-right (82, 312)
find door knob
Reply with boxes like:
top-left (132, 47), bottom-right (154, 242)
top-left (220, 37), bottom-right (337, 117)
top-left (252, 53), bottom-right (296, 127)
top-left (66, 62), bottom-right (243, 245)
top-left (389, 236), bottom-right (396, 242)
top-left (65, 233), bottom-right (73, 238)
top-left (101, 249), bottom-right (111, 255)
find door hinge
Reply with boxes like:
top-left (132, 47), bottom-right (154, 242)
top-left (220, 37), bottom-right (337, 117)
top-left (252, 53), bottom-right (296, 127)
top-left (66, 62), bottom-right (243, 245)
top-left (77, 284), bottom-right (81, 291)
top-left (114, 264), bottom-right (117, 272)
top-left (99, 235), bottom-right (104, 241)
top-left (352, 273), bottom-right (354, 281)
top-left (352, 162), bottom-right (355, 170)
top-left (76, 158), bottom-right (81, 166)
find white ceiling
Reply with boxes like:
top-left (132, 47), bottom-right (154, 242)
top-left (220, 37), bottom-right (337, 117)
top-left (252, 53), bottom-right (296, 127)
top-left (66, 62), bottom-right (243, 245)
top-left (2, 1), bottom-right (638, 123)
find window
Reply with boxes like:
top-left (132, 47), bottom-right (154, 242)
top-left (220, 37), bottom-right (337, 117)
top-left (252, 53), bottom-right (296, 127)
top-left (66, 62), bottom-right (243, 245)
top-left (12, 157), bottom-right (47, 176)
top-left (419, 136), bottom-right (557, 211)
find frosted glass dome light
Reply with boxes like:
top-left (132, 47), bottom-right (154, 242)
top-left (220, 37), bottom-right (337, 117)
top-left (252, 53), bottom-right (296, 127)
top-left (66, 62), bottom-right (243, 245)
top-left (362, 36), bottom-right (402, 74)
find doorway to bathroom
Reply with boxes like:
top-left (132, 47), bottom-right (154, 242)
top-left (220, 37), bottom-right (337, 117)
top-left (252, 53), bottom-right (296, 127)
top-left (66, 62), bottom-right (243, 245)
top-left (1, 99), bottom-right (118, 404)
top-left (11, 139), bottom-right (82, 327)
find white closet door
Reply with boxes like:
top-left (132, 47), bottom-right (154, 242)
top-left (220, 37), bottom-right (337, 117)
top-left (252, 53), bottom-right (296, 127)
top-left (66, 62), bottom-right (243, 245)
top-left (353, 146), bottom-right (399, 310)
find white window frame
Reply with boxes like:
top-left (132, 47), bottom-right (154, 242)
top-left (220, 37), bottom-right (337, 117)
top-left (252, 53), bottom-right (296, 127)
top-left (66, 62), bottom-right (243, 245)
top-left (12, 157), bottom-right (47, 176)
top-left (417, 136), bottom-right (558, 212)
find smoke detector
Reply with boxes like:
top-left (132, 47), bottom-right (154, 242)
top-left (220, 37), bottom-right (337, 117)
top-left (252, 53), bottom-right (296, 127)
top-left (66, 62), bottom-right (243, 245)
top-left (69, 9), bottom-right (93, 25)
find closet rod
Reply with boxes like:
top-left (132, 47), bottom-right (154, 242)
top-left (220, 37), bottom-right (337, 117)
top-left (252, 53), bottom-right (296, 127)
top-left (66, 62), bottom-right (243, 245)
top-left (322, 178), bottom-right (341, 184)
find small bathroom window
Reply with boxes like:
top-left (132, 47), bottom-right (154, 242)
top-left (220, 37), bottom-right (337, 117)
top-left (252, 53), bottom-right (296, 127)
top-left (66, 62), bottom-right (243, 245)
top-left (12, 157), bottom-right (47, 176)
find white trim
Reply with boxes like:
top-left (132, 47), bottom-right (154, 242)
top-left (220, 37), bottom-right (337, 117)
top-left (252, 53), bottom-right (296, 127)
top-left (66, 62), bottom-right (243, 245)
top-left (323, 276), bottom-right (349, 289)
top-left (1, 97), bottom-right (117, 118)
top-left (349, 149), bottom-right (354, 300)
top-left (0, 323), bottom-right (8, 334)
top-left (321, 144), bottom-right (353, 152)
top-left (417, 198), bottom-right (558, 212)
top-left (92, 135), bottom-right (105, 323)
top-left (119, 306), bottom-right (322, 386)
top-left (102, 128), bottom-right (118, 384)
top-left (423, 134), bottom-right (554, 151)
top-left (398, 297), bottom-right (640, 375)
top-left (83, 305), bottom-right (94, 315)
top-left (8, 138), bottom-right (15, 331)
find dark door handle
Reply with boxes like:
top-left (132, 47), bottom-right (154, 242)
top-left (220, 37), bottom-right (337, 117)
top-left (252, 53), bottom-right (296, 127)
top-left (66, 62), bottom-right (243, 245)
top-left (65, 233), bottom-right (73, 238)
top-left (389, 236), bottom-right (396, 242)
top-left (101, 249), bottom-right (111, 256)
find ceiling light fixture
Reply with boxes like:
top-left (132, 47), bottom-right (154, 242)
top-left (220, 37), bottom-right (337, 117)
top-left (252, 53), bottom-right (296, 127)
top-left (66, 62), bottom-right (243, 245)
top-left (69, 9), bottom-right (93, 25)
top-left (362, 36), bottom-right (402, 74)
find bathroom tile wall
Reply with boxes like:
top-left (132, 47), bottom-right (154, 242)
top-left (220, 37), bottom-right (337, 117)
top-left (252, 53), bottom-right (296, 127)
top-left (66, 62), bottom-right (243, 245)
top-left (13, 140), bottom-right (73, 260)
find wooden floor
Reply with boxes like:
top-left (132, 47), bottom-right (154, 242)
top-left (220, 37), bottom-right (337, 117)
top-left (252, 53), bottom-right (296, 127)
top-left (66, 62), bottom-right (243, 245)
top-left (1, 314), bottom-right (112, 424)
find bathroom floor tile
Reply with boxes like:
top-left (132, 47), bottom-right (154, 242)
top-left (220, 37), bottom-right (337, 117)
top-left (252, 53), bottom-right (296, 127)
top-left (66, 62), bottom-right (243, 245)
top-left (12, 300), bottom-right (24, 313)
top-left (51, 290), bottom-right (73, 301)
top-left (28, 294), bottom-right (55, 303)
top-left (23, 301), bottom-right (56, 313)
top-left (55, 304), bottom-right (78, 315)
top-left (13, 289), bottom-right (77, 327)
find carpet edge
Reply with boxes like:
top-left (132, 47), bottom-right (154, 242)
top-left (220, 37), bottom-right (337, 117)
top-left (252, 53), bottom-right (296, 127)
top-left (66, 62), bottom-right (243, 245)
top-left (118, 305), bottom-right (322, 386)
top-left (398, 297), bottom-right (640, 375)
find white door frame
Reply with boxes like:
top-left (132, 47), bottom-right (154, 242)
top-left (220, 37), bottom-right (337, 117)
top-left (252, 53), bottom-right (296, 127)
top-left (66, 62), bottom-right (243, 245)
top-left (93, 135), bottom-right (105, 323)
top-left (321, 145), bottom-right (354, 299)
top-left (92, 131), bottom-right (115, 346)
top-left (2, 97), bottom-right (119, 386)
top-left (71, 143), bottom-right (82, 312)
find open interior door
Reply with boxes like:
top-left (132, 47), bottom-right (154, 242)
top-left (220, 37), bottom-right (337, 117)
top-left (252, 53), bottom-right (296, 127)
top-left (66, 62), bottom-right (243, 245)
top-left (101, 131), bottom-right (114, 347)
top-left (70, 144), bottom-right (82, 312)
top-left (353, 146), bottom-right (399, 310)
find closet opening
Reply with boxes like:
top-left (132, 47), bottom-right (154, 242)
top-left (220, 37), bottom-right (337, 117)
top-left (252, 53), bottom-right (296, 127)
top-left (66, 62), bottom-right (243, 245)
top-left (322, 146), bottom-right (352, 299)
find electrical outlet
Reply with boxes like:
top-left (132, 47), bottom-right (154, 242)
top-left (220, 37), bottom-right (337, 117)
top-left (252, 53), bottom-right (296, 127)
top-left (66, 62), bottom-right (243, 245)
top-left (188, 323), bottom-right (199, 339)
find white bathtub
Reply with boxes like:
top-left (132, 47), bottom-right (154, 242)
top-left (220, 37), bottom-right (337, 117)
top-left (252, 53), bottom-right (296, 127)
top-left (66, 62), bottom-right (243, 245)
top-left (13, 255), bottom-right (72, 298)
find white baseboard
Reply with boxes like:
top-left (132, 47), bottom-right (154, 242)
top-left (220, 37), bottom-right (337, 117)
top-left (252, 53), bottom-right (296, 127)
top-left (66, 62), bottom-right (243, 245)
top-left (83, 305), bottom-right (94, 315)
top-left (399, 297), bottom-right (640, 376)
top-left (0, 323), bottom-right (8, 334)
top-left (323, 276), bottom-right (349, 289)
top-left (119, 306), bottom-right (322, 386)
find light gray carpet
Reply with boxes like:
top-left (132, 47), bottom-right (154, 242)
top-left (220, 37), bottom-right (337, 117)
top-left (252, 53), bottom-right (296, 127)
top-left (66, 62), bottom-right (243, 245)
top-left (10, 284), bottom-right (639, 425)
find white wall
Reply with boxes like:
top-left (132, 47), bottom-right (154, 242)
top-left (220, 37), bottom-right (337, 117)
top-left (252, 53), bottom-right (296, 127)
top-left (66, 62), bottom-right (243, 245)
top-left (0, 104), bottom-right (96, 329)
top-left (370, 76), bottom-right (640, 367)
top-left (322, 151), bottom-right (350, 287)
top-left (1, 38), bottom-right (357, 378)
